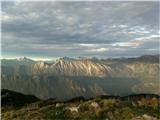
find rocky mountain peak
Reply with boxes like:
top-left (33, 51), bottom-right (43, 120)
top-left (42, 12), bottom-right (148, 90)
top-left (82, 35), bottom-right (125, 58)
top-left (16, 57), bottom-right (33, 61)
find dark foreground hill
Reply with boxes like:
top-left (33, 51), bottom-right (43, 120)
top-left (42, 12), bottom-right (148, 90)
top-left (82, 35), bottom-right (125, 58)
top-left (1, 89), bottom-right (160, 120)
top-left (1, 89), bottom-right (39, 107)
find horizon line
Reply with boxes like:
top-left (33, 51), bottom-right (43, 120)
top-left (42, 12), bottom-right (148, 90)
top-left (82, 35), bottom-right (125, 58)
top-left (1, 54), bottom-right (159, 61)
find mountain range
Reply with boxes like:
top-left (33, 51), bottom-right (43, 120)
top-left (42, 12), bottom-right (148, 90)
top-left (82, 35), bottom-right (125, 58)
top-left (1, 55), bottom-right (159, 100)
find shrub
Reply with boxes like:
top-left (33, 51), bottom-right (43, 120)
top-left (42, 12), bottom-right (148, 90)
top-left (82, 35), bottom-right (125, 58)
top-left (95, 108), bottom-right (106, 118)
top-left (107, 111), bottom-right (114, 119)
top-left (120, 107), bottom-right (134, 119)
top-left (102, 99), bottom-right (118, 108)
top-left (149, 98), bottom-right (159, 109)
top-left (79, 103), bottom-right (89, 112)
top-left (137, 97), bottom-right (159, 109)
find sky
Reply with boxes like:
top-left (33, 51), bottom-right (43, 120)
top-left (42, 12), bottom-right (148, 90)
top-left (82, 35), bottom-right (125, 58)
top-left (1, 1), bottom-right (159, 60)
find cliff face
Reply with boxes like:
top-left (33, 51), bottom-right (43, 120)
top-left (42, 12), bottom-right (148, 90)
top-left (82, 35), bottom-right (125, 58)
top-left (33, 59), bottom-right (112, 76)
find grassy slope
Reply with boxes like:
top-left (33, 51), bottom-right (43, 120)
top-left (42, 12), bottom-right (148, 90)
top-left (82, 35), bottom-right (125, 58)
top-left (2, 96), bottom-right (160, 120)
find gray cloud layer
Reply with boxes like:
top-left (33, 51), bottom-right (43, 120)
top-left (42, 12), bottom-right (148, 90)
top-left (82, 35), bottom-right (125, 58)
top-left (1, 1), bottom-right (159, 59)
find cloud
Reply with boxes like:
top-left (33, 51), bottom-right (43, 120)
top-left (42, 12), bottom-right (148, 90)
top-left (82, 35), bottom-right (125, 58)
top-left (90, 48), bottom-right (109, 52)
top-left (79, 44), bottom-right (95, 47)
top-left (1, 1), bottom-right (159, 58)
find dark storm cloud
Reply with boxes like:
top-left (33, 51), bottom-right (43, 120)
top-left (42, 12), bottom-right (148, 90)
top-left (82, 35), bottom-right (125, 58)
top-left (1, 1), bottom-right (159, 59)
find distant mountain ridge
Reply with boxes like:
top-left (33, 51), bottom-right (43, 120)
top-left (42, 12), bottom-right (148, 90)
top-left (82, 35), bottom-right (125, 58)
top-left (1, 57), bottom-right (35, 66)
top-left (1, 54), bottom-right (159, 63)
top-left (2, 55), bottom-right (159, 76)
